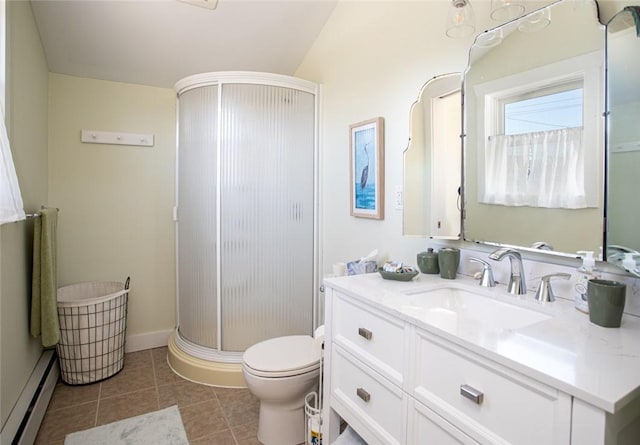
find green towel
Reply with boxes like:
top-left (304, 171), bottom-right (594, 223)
top-left (30, 208), bottom-right (60, 348)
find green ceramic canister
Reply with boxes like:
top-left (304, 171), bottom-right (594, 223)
top-left (587, 279), bottom-right (626, 328)
top-left (417, 248), bottom-right (439, 274)
top-left (438, 247), bottom-right (460, 280)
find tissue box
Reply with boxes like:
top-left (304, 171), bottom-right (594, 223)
top-left (346, 260), bottom-right (378, 275)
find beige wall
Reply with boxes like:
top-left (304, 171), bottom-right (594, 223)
top-left (295, 0), bottom-right (497, 271)
top-left (1, 0), bottom-right (48, 428)
top-left (48, 74), bottom-right (176, 338)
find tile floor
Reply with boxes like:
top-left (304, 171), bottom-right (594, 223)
top-left (35, 347), bottom-right (261, 445)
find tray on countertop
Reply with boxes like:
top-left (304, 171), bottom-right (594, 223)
top-left (379, 269), bottom-right (419, 282)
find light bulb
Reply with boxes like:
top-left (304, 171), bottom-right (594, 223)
top-left (446, 0), bottom-right (476, 39)
top-left (490, 0), bottom-right (525, 21)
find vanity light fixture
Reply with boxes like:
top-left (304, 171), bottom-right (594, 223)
top-left (490, 0), bottom-right (526, 21)
top-left (475, 28), bottom-right (504, 47)
top-left (518, 7), bottom-right (551, 32)
top-left (446, 0), bottom-right (476, 38)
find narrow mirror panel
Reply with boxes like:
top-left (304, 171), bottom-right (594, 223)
top-left (403, 73), bottom-right (462, 238)
top-left (606, 6), bottom-right (640, 275)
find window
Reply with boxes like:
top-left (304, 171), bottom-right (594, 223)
top-left (473, 52), bottom-right (602, 210)
top-left (501, 83), bottom-right (583, 135)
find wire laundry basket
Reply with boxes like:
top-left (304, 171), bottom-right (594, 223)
top-left (56, 277), bottom-right (130, 385)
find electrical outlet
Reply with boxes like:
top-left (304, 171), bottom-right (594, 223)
top-left (395, 185), bottom-right (403, 210)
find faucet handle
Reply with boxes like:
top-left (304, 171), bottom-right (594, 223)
top-left (535, 273), bottom-right (571, 302)
top-left (531, 241), bottom-right (554, 251)
top-left (468, 257), bottom-right (496, 287)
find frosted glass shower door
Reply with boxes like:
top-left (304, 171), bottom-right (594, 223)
top-left (177, 86), bottom-right (219, 349)
top-left (219, 84), bottom-right (315, 351)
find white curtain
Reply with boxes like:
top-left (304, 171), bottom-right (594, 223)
top-left (0, 108), bottom-right (25, 224)
top-left (480, 127), bottom-right (595, 209)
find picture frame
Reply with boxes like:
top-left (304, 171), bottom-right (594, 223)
top-left (350, 117), bottom-right (384, 219)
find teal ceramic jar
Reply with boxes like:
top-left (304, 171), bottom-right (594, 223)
top-left (587, 279), bottom-right (626, 328)
top-left (417, 248), bottom-right (439, 274)
top-left (438, 247), bottom-right (460, 279)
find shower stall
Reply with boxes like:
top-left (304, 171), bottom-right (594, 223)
top-left (168, 72), bottom-right (320, 387)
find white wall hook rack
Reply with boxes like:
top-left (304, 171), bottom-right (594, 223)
top-left (81, 130), bottom-right (154, 147)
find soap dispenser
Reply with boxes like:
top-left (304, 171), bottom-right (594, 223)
top-left (623, 253), bottom-right (638, 274)
top-left (574, 251), bottom-right (599, 313)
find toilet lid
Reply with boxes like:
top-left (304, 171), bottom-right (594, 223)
top-left (243, 335), bottom-right (321, 377)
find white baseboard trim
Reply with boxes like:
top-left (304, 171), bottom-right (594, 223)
top-left (18, 354), bottom-right (58, 445)
top-left (0, 350), bottom-right (57, 445)
top-left (125, 329), bottom-right (173, 353)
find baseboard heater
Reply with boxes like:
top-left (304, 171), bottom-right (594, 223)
top-left (0, 350), bottom-right (58, 445)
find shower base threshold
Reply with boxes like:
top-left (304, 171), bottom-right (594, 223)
top-left (167, 332), bottom-right (246, 388)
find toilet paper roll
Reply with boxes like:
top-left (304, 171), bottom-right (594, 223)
top-left (313, 325), bottom-right (325, 350)
top-left (332, 262), bottom-right (347, 277)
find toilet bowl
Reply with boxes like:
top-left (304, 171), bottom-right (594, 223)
top-left (242, 335), bottom-right (322, 445)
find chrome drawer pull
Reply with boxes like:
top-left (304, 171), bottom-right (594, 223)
top-left (460, 384), bottom-right (484, 405)
top-left (356, 387), bottom-right (371, 403)
top-left (358, 327), bottom-right (373, 340)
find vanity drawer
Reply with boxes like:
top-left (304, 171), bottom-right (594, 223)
top-left (413, 329), bottom-right (571, 445)
top-left (332, 292), bottom-right (406, 386)
top-left (408, 398), bottom-right (480, 445)
top-left (331, 344), bottom-right (405, 445)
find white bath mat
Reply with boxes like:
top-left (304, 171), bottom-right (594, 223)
top-left (64, 405), bottom-right (189, 445)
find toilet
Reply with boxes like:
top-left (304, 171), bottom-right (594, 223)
top-left (242, 334), bottom-right (322, 445)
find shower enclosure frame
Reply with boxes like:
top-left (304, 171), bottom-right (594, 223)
top-left (172, 71), bottom-right (322, 368)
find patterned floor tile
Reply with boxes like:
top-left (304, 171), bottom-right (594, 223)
top-left (96, 388), bottom-right (159, 426)
top-left (36, 347), bottom-right (272, 444)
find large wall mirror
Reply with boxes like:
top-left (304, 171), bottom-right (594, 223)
top-left (462, 0), bottom-right (605, 257)
top-left (403, 73), bottom-right (462, 238)
top-left (606, 6), bottom-right (640, 274)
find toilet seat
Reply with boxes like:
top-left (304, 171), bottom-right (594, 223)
top-left (243, 335), bottom-right (321, 378)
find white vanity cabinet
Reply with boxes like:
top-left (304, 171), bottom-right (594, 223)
top-left (323, 275), bottom-right (640, 445)
top-left (326, 290), bottom-right (410, 444)
top-left (324, 287), bottom-right (571, 444)
top-left (411, 328), bottom-right (571, 444)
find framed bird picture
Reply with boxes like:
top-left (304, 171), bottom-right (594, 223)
top-left (349, 117), bottom-right (384, 219)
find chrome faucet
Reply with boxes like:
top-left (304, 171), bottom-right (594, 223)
top-left (535, 273), bottom-right (571, 302)
top-left (488, 248), bottom-right (527, 295)
top-left (468, 257), bottom-right (495, 287)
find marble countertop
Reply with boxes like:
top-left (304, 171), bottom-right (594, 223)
top-left (324, 272), bottom-right (640, 414)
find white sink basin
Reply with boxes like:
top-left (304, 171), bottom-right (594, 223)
top-left (400, 287), bottom-right (551, 334)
